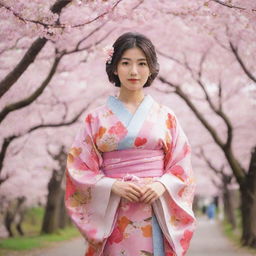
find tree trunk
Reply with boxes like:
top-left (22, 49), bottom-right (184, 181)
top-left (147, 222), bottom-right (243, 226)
top-left (4, 211), bottom-right (14, 237)
top-left (41, 146), bottom-right (66, 234)
top-left (15, 196), bottom-right (26, 236)
top-left (41, 169), bottom-right (64, 234)
top-left (4, 196), bottom-right (26, 237)
top-left (240, 185), bottom-right (256, 247)
top-left (223, 187), bottom-right (236, 229)
top-left (240, 147), bottom-right (256, 247)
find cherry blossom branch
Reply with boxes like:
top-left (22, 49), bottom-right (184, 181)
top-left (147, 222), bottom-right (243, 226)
top-left (194, 53), bottom-right (234, 149)
top-left (211, 0), bottom-right (256, 12)
top-left (229, 41), bottom-right (256, 84)
top-left (0, 38), bottom-right (48, 98)
top-left (0, 26), bottom-right (111, 123)
top-left (194, 147), bottom-right (228, 190)
top-left (158, 76), bottom-right (225, 147)
top-left (165, 6), bottom-right (202, 17)
top-left (0, 0), bottom-right (72, 98)
top-left (66, 22), bottom-right (115, 55)
top-left (158, 49), bottom-right (234, 149)
top-left (0, 90), bottom-right (108, 178)
top-left (0, 105), bottom-right (90, 176)
top-left (0, 0), bottom-right (73, 29)
top-left (195, 147), bottom-right (225, 176)
top-left (0, 3), bottom-right (55, 29)
top-left (0, 52), bottom-right (64, 124)
top-left (157, 76), bottom-right (246, 184)
top-left (72, 0), bottom-right (123, 28)
top-left (0, 0), bottom-right (124, 29)
top-left (0, 38), bottom-right (23, 56)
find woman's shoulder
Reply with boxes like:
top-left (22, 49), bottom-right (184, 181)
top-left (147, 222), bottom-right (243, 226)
top-left (156, 102), bottom-right (177, 117)
top-left (84, 103), bottom-right (109, 118)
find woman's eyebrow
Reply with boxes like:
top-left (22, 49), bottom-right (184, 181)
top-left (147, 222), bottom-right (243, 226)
top-left (121, 57), bottom-right (147, 61)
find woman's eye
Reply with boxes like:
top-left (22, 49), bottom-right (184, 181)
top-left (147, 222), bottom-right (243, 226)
top-left (140, 62), bottom-right (147, 66)
top-left (122, 62), bottom-right (129, 65)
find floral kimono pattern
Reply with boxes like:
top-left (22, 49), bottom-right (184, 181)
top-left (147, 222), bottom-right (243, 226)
top-left (65, 94), bottom-right (197, 256)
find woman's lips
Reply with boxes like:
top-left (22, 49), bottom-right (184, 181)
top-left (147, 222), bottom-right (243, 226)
top-left (128, 79), bottom-right (139, 82)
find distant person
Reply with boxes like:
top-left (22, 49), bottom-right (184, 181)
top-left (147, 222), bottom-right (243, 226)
top-left (206, 202), bottom-right (216, 222)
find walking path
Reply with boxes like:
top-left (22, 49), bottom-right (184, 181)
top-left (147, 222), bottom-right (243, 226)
top-left (187, 216), bottom-right (256, 256)
top-left (3, 216), bottom-right (256, 256)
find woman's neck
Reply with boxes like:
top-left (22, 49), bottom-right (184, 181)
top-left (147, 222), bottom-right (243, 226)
top-left (117, 87), bottom-right (145, 106)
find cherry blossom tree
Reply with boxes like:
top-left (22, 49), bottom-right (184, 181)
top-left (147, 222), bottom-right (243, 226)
top-left (0, 0), bottom-right (255, 247)
top-left (154, 7), bottom-right (256, 245)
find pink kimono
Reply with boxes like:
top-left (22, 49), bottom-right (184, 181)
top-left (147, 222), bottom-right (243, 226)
top-left (65, 94), bottom-right (197, 256)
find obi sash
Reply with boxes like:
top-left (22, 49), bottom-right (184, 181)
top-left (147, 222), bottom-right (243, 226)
top-left (102, 148), bottom-right (165, 179)
top-left (102, 148), bottom-right (166, 256)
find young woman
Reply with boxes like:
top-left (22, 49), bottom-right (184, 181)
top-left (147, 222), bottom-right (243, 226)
top-left (65, 32), bottom-right (197, 256)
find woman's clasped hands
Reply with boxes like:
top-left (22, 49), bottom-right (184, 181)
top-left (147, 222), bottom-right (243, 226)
top-left (111, 180), bottom-right (166, 204)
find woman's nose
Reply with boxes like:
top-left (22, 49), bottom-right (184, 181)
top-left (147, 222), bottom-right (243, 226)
top-left (130, 64), bottom-right (138, 74)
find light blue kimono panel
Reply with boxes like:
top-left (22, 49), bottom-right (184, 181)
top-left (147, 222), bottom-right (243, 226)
top-left (107, 94), bottom-right (154, 150)
top-left (106, 94), bottom-right (165, 255)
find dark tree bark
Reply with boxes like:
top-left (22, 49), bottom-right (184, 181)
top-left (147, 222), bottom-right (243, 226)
top-left (41, 146), bottom-right (66, 234)
top-left (240, 147), bottom-right (256, 247)
top-left (4, 196), bottom-right (26, 237)
top-left (4, 211), bottom-right (14, 237)
top-left (222, 176), bottom-right (237, 229)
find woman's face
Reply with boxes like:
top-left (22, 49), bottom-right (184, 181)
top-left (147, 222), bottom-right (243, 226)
top-left (114, 47), bottom-right (151, 91)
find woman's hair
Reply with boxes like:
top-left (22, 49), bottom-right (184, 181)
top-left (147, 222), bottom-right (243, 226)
top-left (106, 32), bottom-right (159, 88)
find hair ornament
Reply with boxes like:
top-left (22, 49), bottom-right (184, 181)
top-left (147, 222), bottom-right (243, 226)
top-left (103, 45), bottom-right (114, 64)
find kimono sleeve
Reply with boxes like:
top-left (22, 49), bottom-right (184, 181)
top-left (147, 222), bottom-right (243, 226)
top-left (152, 111), bottom-right (197, 256)
top-left (65, 115), bottom-right (121, 252)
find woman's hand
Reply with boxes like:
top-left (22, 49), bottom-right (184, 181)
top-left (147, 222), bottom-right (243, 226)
top-left (140, 181), bottom-right (166, 204)
top-left (111, 180), bottom-right (142, 202)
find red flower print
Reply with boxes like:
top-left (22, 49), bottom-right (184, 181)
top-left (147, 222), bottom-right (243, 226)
top-left (181, 214), bottom-right (193, 225)
top-left (109, 121), bottom-right (126, 136)
top-left (166, 252), bottom-right (176, 256)
top-left (65, 171), bottom-right (76, 199)
top-left (85, 245), bottom-right (96, 256)
top-left (118, 216), bottom-right (131, 232)
top-left (178, 186), bottom-right (186, 197)
top-left (166, 113), bottom-right (176, 129)
top-left (141, 224), bottom-right (152, 237)
top-left (180, 229), bottom-right (193, 254)
top-left (170, 165), bottom-right (189, 182)
top-left (97, 127), bottom-right (106, 139)
top-left (108, 226), bottom-right (123, 244)
top-left (87, 228), bottom-right (97, 238)
top-left (183, 142), bottom-right (191, 155)
top-left (134, 137), bottom-right (147, 147)
top-left (168, 165), bottom-right (186, 181)
top-left (85, 114), bottom-right (93, 124)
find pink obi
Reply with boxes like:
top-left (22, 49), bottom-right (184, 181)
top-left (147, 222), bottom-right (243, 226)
top-left (102, 149), bottom-right (165, 180)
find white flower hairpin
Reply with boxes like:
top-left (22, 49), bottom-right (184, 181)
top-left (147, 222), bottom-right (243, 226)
top-left (103, 45), bottom-right (114, 64)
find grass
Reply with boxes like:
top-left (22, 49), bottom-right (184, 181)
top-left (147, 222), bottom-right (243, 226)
top-left (0, 207), bottom-right (80, 252)
top-left (221, 208), bottom-right (256, 255)
top-left (0, 227), bottom-right (79, 250)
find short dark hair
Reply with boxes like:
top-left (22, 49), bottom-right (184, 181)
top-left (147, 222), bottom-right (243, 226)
top-left (106, 32), bottom-right (160, 87)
